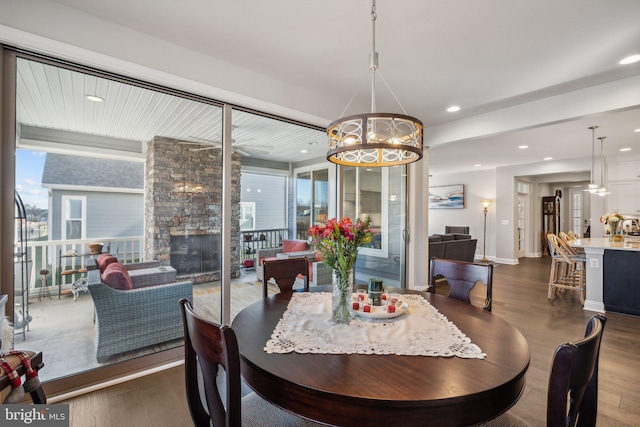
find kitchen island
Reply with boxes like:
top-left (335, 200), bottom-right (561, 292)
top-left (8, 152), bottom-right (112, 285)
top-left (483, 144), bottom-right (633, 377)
top-left (571, 237), bottom-right (640, 315)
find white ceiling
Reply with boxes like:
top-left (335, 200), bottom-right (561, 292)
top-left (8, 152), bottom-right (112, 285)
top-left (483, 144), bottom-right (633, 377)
top-left (8, 0), bottom-right (640, 173)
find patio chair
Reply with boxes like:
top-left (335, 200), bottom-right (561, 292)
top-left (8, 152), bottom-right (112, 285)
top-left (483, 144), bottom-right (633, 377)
top-left (262, 257), bottom-right (309, 298)
top-left (428, 257), bottom-right (494, 311)
top-left (179, 298), bottom-right (320, 427)
top-left (480, 314), bottom-right (607, 427)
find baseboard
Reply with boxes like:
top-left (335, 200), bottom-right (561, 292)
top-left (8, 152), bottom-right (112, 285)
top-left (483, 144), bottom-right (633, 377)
top-left (494, 257), bottom-right (519, 265)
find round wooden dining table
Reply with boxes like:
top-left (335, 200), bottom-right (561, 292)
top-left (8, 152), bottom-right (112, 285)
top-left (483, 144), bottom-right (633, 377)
top-left (231, 286), bottom-right (529, 426)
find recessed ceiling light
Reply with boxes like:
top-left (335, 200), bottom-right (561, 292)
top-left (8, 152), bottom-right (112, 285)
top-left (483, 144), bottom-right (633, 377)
top-left (544, 157), bottom-right (553, 161)
top-left (300, 149), bottom-right (308, 153)
top-left (308, 141), bottom-right (319, 146)
top-left (518, 145), bottom-right (528, 149)
top-left (620, 148), bottom-right (631, 152)
top-left (447, 106), bottom-right (460, 112)
top-left (634, 128), bottom-right (640, 133)
top-left (474, 164), bottom-right (482, 167)
top-left (619, 54), bottom-right (640, 65)
top-left (86, 95), bottom-right (104, 102)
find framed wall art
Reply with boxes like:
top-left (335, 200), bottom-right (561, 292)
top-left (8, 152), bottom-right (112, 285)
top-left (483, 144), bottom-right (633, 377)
top-left (428, 184), bottom-right (464, 209)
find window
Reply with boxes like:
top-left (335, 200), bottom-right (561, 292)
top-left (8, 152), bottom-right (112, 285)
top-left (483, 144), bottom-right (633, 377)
top-left (296, 169), bottom-right (329, 239)
top-left (343, 167), bottom-right (385, 254)
top-left (240, 202), bottom-right (256, 230)
top-left (572, 192), bottom-right (582, 234)
top-left (61, 196), bottom-right (85, 240)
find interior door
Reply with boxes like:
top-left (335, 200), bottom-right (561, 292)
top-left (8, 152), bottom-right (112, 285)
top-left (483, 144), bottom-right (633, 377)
top-left (516, 195), bottom-right (526, 258)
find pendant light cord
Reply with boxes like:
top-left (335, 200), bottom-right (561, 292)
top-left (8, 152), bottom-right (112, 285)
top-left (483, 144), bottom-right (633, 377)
top-left (370, 0), bottom-right (377, 113)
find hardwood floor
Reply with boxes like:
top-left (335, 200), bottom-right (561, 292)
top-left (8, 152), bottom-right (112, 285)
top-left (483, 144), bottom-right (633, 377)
top-left (59, 256), bottom-right (640, 426)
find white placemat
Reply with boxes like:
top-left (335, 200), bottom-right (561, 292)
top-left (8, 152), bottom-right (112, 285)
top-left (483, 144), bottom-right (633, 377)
top-left (264, 292), bottom-right (485, 359)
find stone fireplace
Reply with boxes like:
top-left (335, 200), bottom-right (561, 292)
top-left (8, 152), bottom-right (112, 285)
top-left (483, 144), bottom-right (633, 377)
top-left (144, 136), bottom-right (241, 282)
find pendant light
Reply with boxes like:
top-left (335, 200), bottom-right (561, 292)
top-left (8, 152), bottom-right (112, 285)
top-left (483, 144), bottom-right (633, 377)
top-left (596, 136), bottom-right (610, 196)
top-left (584, 126), bottom-right (599, 193)
top-left (326, 0), bottom-right (424, 167)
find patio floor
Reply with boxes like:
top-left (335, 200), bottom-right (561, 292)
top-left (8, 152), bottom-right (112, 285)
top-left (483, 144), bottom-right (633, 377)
top-left (14, 269), bottom-right (272, 382)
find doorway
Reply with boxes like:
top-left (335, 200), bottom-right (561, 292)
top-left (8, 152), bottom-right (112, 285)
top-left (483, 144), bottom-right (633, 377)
top-left (515, 181), bottom-right (530, 258)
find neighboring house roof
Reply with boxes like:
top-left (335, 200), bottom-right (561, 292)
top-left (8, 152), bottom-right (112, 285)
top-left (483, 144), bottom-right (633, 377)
top-left (41, 153), bottom-right (143, 189)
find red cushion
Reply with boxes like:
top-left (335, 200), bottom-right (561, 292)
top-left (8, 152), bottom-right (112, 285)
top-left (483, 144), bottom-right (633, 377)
top-left (96, 253), bottom-right (118, 274)
top-left (259, 256), bottom-right (278, 266)
top-left (102, 262), bottom-right (133, 290)
top-left (282, 239), bottom-right (308, 253)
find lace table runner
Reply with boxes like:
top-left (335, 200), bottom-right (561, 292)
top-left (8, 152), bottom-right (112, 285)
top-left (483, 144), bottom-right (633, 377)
top-left (264, 292), bottom-right (485, 359)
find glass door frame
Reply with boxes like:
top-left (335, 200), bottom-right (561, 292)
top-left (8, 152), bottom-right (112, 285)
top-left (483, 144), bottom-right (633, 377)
top-left (293, 163), bottom-right (337, 239)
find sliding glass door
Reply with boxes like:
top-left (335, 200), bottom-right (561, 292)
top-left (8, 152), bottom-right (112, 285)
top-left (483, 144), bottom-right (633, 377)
top-left (343, 166), bottom-right (408, 287)
top-left (11, 55), bottom-right (225, 382)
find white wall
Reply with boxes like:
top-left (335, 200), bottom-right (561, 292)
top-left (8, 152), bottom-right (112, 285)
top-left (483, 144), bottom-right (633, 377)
top-left (429, 158), bottom-right (593, 265)
top-left (428, 169), bottom-right (496, 261)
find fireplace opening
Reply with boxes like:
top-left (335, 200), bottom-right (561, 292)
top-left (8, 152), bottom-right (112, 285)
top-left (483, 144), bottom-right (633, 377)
top-left (170, 234), bottom-right (221, 276)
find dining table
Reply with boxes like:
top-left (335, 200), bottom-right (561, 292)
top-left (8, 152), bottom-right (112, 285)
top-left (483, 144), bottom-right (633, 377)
top-left (230, 285), bottom-right (529, 426)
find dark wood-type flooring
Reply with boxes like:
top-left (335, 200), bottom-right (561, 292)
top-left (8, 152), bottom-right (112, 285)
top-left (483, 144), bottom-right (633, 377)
top-left (59, 256), bottom-right (640, 426)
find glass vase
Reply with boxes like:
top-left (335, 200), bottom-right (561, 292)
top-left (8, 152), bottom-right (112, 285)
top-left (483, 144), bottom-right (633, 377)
top-left (331, 269), bottom-right (353, 324)
top-left (609, 220), bottom-right (619, 241)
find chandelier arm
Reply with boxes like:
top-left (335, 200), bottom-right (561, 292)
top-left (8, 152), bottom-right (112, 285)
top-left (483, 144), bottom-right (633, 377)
top-left (339, 84), bottom-right (363, 119)
top-left (377, 71), bottom-right (410, 116)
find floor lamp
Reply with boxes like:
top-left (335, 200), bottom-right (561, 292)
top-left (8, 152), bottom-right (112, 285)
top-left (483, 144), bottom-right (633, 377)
top-left (481, 200), bottom-right (492, 263)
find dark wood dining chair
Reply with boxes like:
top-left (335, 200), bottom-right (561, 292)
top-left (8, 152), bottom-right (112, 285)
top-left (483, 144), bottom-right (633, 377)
top-left (480, 314), bottom-right (607, 427)
top-left (179, 298), bottom-right (321, 427)
top-left (262, 257), bottom-right (310, 298)
top-left (428, 257), bottom-right (494, 311)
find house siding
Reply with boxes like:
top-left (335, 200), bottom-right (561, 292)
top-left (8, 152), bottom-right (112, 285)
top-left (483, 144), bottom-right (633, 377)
top-left (241, 172), bottom-right (286, 230)
top-left (51, 190), bottom-right (143, 240)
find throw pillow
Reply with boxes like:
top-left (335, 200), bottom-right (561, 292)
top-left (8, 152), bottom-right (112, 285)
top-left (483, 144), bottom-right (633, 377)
top-left (282, 239), bottom-right (308, 253)
top-left (96, 253), bottom-right (118, 274)
top-left (102, 262), bottom-right (133, 290)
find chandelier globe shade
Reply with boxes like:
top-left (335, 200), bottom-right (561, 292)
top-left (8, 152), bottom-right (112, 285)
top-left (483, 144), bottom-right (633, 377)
top-left (326, 0), bottom-right (424, 167)
top-left (584, 125), bottom-right (599, 193)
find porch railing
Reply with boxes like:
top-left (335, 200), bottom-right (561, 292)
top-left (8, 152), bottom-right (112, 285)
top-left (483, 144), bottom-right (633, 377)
top-left (239, 228), bottom-right (289, 267)
top-left (21, 236), bottom-right (144, 296)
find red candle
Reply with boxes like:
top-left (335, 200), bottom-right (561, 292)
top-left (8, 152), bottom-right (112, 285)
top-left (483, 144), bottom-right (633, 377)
top-left (363, 305), bottom-right (371, 313)
top-left (388, 305), bottom-right (396, 313)
top-left (352, 301), bottom-right (360, 310)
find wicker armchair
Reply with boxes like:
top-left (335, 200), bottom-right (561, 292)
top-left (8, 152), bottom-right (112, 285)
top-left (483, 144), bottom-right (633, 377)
top-left (308, 260), bottom-right (333, 287)
top-left (255, 247), bottom-right (285, 281)
top-left (87, 269), bottom-right (193, 362)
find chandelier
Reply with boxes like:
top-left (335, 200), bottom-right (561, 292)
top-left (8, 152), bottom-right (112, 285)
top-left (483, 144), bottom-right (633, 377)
top-left (596, 136), bottom-right (610, 196)
top-left (326, 0), bottom-right (423, 167)
top-left (584, 126), bottom-right (599, 193)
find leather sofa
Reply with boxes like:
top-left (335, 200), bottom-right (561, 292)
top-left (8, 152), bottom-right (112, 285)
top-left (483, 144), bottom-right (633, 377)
top-left (428, 233), bottom-right (477, 262)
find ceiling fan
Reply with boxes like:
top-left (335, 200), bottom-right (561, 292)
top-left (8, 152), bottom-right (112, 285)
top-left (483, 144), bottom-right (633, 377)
top-left (180, 136), bottom-right (272, 157)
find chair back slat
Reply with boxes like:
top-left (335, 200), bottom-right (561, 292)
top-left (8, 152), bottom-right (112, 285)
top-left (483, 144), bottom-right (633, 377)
top-left (180, 298), bottom-right (242, 427)
top-left (262, 257), bottom-right (310, 298)
top-left (547, 314), bottom-right (607, 427)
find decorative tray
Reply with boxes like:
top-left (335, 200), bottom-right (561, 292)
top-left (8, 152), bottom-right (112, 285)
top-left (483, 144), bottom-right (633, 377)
top-left (351, 298), bottom-right (409, 319)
